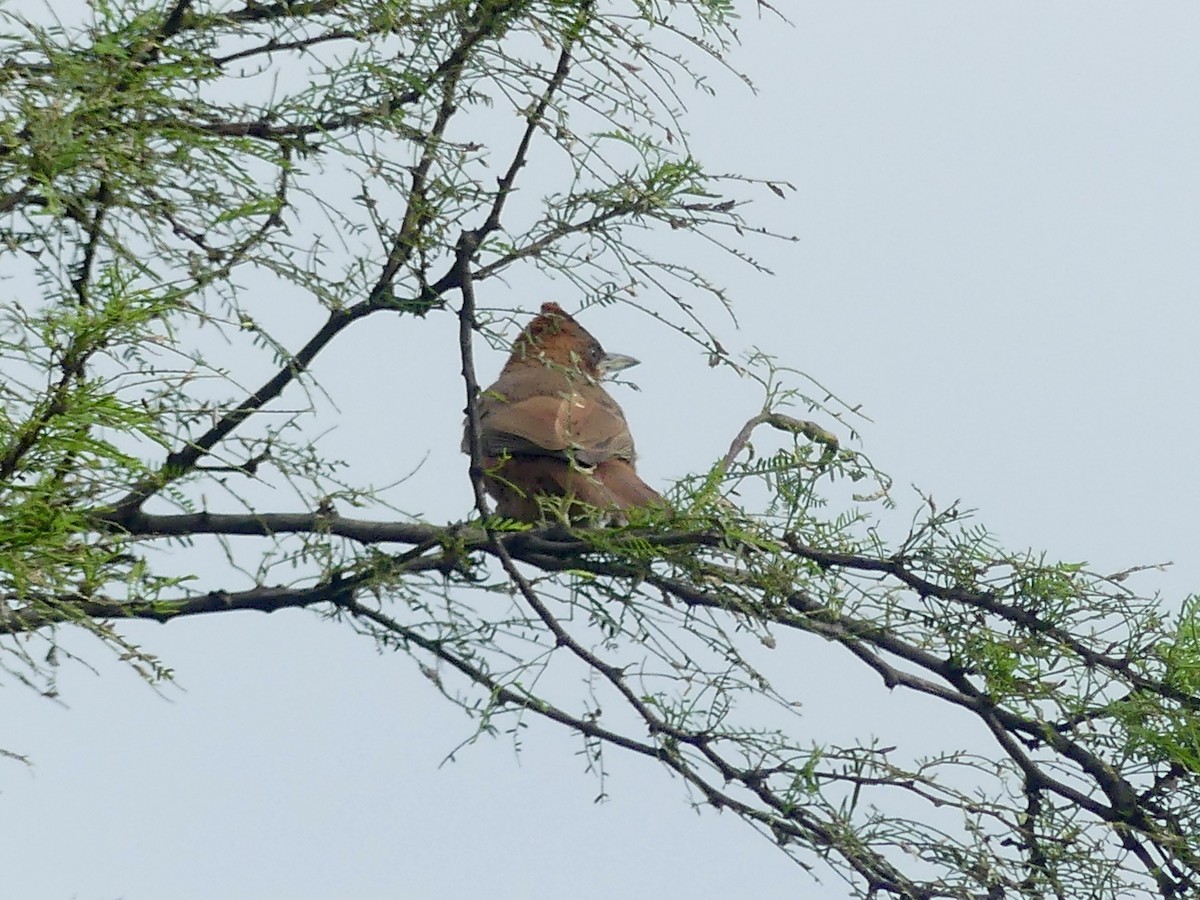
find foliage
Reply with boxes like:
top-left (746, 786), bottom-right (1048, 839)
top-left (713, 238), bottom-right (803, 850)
top-left (2, 1), bottom-right (1199, 897)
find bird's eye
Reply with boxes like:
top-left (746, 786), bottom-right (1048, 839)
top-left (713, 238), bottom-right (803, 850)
top-left (589, 344), bottom-right (604, 364)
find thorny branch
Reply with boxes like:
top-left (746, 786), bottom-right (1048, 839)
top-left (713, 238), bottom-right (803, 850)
top-left (18, 502), bottom-right (1200, 896)
top-left (457, 0), bottom-right (593, 518)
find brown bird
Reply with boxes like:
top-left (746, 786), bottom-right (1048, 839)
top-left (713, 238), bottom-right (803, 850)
top-left (465, 302), bottom-right (664, 522)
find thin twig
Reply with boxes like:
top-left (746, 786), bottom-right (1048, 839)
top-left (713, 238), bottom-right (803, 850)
top-left (719, 411), bottom-right (840, 476)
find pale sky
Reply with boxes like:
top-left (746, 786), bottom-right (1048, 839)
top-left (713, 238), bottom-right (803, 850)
top-left (5, 3), bottom-right (1200, 899)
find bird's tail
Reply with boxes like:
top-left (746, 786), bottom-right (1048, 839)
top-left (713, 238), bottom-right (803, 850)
top-left (584, 459), bottom-right (665, 510)
top-left (484, 457), bottom-right (665, 522)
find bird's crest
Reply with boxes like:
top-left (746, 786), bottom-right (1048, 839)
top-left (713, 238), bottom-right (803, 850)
top-left (523, 302), bottom-right (571, 339)
top-left (509, 302), bottom-right (601, 373)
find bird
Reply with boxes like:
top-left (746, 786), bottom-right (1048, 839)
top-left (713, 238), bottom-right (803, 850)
top-left (464, 302), bottom-right (665, 522)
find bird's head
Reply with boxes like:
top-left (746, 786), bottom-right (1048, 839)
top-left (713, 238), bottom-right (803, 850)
top-left (505, 302), bottom-right (639, 380)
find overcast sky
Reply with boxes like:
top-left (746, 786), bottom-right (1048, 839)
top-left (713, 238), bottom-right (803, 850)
top-left (6, 3), bottom-right (1200, 899)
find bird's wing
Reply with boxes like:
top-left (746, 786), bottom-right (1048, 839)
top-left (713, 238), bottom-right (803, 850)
top-left (479, 390), bottom-right (635, 465)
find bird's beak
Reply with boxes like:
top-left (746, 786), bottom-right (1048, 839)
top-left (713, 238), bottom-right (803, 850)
top-left (596, 352), bottom-right (640, 377)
